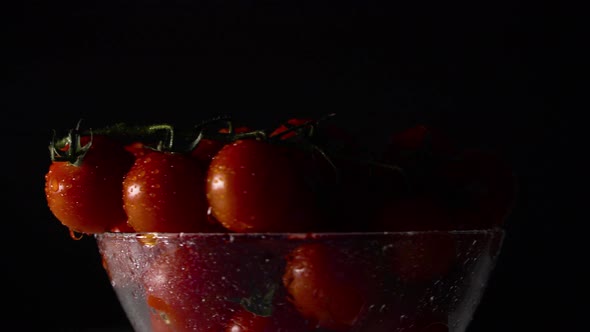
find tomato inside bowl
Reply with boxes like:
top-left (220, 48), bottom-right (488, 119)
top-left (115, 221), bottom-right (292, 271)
top-left (96, 229), bottom-right (504, 332)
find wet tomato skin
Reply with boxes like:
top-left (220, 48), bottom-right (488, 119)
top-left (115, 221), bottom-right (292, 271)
top-left (45, 135), bottom-right (134, 234)
top-left (122, 150), bottom-right (212, 233)
top-left (191, 126), bottom-right (251, 167)
top-left (143, 247), bottom-right (239, 332)
top-left (206, 139), bottom-right (322, 233)
top-left (282, 243), bottom-right (370, 331)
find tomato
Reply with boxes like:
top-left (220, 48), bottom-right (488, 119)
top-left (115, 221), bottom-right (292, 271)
top-left (282, 243), bottom-right (371, 331)
top-left (143, 246), bottom-right (241, 332)
top-left (124, 141), bottom-right (150, 158)
top-left (122, 150), bottom-right (215, 232)
top-left (45, 134), bottom-right (135, 234)
top-left (206, 139), bottom-right (323, 233)
top-left (191, 125), bottom-right (251, 167)
top-left (269, 118), bottom-right (316, 140)
top-left (432, 148), bottom-right (517, 229)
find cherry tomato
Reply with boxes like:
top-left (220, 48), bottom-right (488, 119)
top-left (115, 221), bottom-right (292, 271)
top-left (143, 246), bottom-right (239, 332)
top-left (191, 125), bottom-right (251, 167)
top-left (122, 150), bottom-right (214, 232)
top-left (282, 243), bottom-right (370, 331)
top-left (269, 118), bottom-right (315, 140)
top-left (206, 139), bottom-right (323, 233)
top-left (45, 134), bottom-right (134, 234)
top-left (124, 141), bottom-right (149, 158)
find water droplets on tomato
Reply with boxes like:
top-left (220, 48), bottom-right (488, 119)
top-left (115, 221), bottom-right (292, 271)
top-left (127, 184), bottom-right (141, 198)
top-left (69, 229), bottom-right (84, 240)
top-left (49, 178), bottom-right (61, 192)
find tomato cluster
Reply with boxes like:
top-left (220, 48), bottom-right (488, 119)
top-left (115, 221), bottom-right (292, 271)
top-left (45, 117), bottom-right (516, 236)
top-left (45, 116), bottom-right (516, 331)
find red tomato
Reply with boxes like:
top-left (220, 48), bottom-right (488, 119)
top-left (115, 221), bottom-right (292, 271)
top-left (191, 126), bottom-right (251, 167)
top-left (282, 243), bottom-right (370, 331)
top-left (45, 134), bottom-right (134, 234)
top-left (432, 148), bottom-right (517, 229)
top-left (143, 247), bottom-right (240, 332)
top-left (124, 141), bottom-right (149, 158)
top-left (269, 118), bottom-right (315, 140)
top-left (206, 139), bottom-right (323, 233)
top-left (122, 150), bottom-right (214, 232)
top-left (109, 222), bottom-right (135, 233)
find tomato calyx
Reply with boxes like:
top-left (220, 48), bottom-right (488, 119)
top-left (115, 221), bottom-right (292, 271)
top-left (49, 121), bottom-right (92, 166)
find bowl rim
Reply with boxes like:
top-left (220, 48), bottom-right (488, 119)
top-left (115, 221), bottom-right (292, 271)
top-left (94, 228), bottom-right (505, 240)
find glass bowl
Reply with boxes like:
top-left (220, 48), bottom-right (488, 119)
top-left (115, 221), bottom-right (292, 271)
top-left (96, 229), bottom-right (504, 332)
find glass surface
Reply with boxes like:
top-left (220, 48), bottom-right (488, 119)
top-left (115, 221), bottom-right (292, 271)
top-left (96, 229), bottom-right (504, 332)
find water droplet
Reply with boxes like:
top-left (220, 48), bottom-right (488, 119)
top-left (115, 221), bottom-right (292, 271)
top-left (138, 233), bottom-right (159, 247)
top-left (49, 179), bottom-right (60, 192)
top-left (69, 229), bottom-right (84, 240)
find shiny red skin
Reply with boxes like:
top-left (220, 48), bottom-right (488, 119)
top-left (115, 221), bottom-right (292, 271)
top-left (45, 135), bottom-right (134, 234)
top-left (206, 139), bottom-right (322, 233)
top-left (143, 247), bottom-right (241, 332)
top-left (122, 150), bottom-right (213, 232)
top-left (282, 243), bottom-right (373, 331)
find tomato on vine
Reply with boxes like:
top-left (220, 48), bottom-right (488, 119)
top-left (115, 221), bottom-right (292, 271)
top-left (191, 124), bottom-right (251, 167)
top-left (206, 139), bottom-right (324, 233)
top-left (45, 129), bottom-right (135, 235)
top-left (122, 149), bottom-right (216, 233)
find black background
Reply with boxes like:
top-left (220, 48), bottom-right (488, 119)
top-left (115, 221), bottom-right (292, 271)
top-left (3, 1), bottom-right (582, 331)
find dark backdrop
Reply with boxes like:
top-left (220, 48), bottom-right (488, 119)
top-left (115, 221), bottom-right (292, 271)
top-left (3, 1), bottom-right (581, 331)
